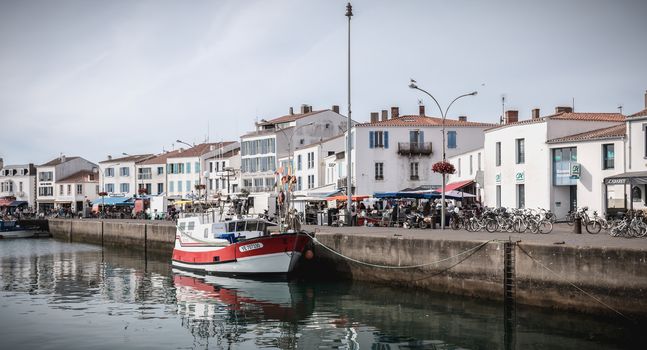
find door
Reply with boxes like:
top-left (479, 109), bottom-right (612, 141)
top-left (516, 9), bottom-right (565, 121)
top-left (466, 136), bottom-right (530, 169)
top-left (569, 185), bottom-right (577, 212)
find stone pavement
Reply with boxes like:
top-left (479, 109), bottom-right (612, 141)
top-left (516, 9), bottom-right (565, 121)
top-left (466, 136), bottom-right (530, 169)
top-left (305, 223), bottom-right (647, 250)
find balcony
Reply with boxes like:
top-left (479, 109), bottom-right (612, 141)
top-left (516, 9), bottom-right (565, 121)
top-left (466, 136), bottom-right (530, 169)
top-left (398, 142), bottom-right (433, 156)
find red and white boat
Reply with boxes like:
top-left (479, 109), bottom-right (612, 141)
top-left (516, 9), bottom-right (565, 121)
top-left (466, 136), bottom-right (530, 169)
top-left (172, 214), bottom-right (312, 276)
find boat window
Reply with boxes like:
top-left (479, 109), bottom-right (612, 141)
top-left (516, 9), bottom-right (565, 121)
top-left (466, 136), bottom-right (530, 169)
top-left (188, 221), bottom-right (195, 230)
top-left (235, 221), bottom-right (246, 232)
top-left (246, 221), bottom-right (258, 231)
top-left (179, 222), bottom-right (186, 231)
top-left (204, 228), bottom-right (209, 238)
top-left (258, 222), bottom-right (265, 233)
top-left (226, 222), bottom-right (235, 232)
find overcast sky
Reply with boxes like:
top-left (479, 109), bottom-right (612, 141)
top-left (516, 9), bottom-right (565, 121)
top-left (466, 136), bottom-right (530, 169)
top-left (1, 0), bottom-right (646, 165)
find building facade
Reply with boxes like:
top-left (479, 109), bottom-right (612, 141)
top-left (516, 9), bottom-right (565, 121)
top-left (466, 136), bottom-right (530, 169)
top-left (99, 154), bottom-right (153, 197)
top-left (291, 134), bottom-right (345, 194)
top-left (240, 105), bottom-right (348, 193)
top-left (0, 163), bottom-right (37, 208)
top-left (206, 148), bottom-right (241, 197)
top-left (36, 155), bottom-right (98, 212)
top-left (54, 170), bottom-right (100, 213)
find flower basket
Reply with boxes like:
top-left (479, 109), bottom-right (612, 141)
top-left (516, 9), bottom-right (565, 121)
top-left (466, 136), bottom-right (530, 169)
top-left (194, 184), bottom-right (206, 190)
top-left (138, 188), bottom-right (148, 195)
top-left (431, 161), bottom-right (455, 175)
top-left (98, 192), bottom-right (108, 197)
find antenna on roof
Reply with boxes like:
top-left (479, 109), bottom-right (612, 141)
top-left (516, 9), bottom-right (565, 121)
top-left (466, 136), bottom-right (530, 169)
top-left (572, 97), bottom-right (575, 112)
top-left (618, 105), bottom-right (623, 114)
top-left (500, 95), bottom-right (506, 124)
top-left (417, 99), bottom-right (423, 106)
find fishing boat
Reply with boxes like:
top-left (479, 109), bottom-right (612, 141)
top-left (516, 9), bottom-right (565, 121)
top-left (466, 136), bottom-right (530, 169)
top-left (0, 220), bottom-right (41, 239)
top-left (171, 211), bottom-right (313, 276)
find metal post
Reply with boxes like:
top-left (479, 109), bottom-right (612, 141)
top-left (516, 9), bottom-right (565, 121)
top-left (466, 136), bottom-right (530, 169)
top-left (503, 240), bottom-right (516, 350)
top-left (345, 2), bottom-right (353, 226)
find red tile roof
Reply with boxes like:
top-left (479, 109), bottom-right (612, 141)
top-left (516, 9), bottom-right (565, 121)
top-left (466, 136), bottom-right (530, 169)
top-left (99, 154), bottom-right (153, 164)
top-left (138, 150), bottom-right (183, 165)
top-left (546, 124), bottom-right (626, 144)
top-left (629, 108), bottom-right (647, 118)
top-left (167, 142), bottom-right (236, 159)
top-left (356, 115), bottom-right (495, 128)
top-left (262, 110), bottom-right (327, 124)
top-left (486, 112), bottom-right (625, 131)
top-left (57, 170), bottom-right (99, 183)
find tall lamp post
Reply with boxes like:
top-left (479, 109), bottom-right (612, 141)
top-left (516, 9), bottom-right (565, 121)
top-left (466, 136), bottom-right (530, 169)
top-left (345, 2), bottom-right (353, 225)
top-left (409, 80), bottom-right (477, 230)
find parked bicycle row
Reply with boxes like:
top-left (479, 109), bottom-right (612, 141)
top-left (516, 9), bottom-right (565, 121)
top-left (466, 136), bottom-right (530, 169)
top-left (448, 207), bottom-right (556, 233)
top-left (567, 207), bottom-right (647, 237)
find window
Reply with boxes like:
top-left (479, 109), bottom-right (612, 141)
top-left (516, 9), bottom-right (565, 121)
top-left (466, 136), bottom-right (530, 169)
top-left (496, 185), bottom-right (501, 208)
top-left (209, 162), bottom-right (214, 172)
top-left (307, 152), bottom-right (315, 169)
top-left (19, 182), bottom-right (23, 192)
top-left (495, 142), bottom-right (501, 166)
top-left (195, 162), bottom-right (200, 173)
top-left (297, 155), bottom-right (302, 170)
top-left (76, 184), bottom-right (83, 195)
top-left (67, 184), bottom-right (71, 195)
top-left (307, 175), bottom-right (315, 189)
top-left (157, 166), bottom-right (164, 175)
top-left (157, 183), bottom-right (164, 194)
top-left (297, 176), bottom-right (302, 191)
top-left (186, 181), bottom-right (191, 192)
top-left (447, 131), bottom-right (457, 149)
top-left (375, 162), bottom-right (384, 180)
top-left (169, 181), bottom-right (174, 192)
top-left (516, 138), bottom-right (525, 164)
top-left (104, 168), bottom-right (114, 178)
top-left (243, 179), bottom-right (252, 188)
top-left (139, 167), bottom-right (152, 180)
top-left (105, 183), bottom-right (114, 193)
top-left (95, 185), bottom-right (99, 194)
top-left (517, 184), bottom-right (525, 209)
top-left (145, 183), bottom-right (152, 195)
top-left (39, 171), bottom-right (53, 181)
top-left (469, 155), bottom-right (473, 175)
top-left (120, 183), bottom-right (129, 193)
top-left (120, 167), bottom-right (129, 176)
top-left (59, 185), bottom-right (63, 195)
top-left (38, 186), bottom-right (53, 196)
top-left (602, 144), bottom-right (614, 169)
top-left (410, 162), bottom-right (419, 180)
top-left (186, 162), bottom-right (191, 174)
top-left (178, 180), bottom-right (183, 192)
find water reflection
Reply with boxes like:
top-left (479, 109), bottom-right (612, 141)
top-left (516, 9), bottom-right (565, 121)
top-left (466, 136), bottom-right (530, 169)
top-left (0, 239), bottom-right (644, 350)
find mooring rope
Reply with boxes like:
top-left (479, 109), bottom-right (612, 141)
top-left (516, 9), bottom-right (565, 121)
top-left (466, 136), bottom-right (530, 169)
top-left (516, 243), bottom-right (633, 322)
top-left (303, 231), bottom-right (493, 269)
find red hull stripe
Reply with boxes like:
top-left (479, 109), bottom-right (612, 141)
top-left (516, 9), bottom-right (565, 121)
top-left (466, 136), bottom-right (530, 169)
top-left (173, 234), bottom-right (310, 264)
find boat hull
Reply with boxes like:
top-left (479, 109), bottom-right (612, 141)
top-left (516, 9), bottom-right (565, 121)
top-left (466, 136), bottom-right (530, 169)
top-left (0, 230), bottom-right (38, 239)
top-left (172, 233), bottom-right (311, 276)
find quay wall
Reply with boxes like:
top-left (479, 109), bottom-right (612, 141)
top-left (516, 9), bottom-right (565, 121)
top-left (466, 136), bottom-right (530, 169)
top-left (313, 232), bottom-right (647, 319)
top-left (48, 219), bottom-right (175, 253)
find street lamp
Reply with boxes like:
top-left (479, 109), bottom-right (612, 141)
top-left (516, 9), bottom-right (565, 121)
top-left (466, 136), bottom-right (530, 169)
top-left (345, 2), bottom-right (353, 225)
top-left (409, 80), bottom-right (477, 230)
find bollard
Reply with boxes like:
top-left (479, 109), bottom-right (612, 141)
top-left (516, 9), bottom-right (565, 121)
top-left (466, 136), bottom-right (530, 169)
top-left (574, 217), bottom-right (582, 234)
top-left (431, 213), bottom-right (437, 229)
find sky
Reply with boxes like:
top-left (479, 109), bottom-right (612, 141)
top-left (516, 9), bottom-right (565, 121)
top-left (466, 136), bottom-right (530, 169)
top-left (1, 0), bottom-right (646, 165)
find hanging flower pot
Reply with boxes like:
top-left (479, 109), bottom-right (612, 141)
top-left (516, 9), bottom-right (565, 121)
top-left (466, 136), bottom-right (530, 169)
top-left (432, 161), bottom-right (456, 175)
top-left (194, 184), bottom-right (206, 190)
top-left (138, 188), bottom-right (148, 195)
top-left (98, 191), bottom-right (108, 197)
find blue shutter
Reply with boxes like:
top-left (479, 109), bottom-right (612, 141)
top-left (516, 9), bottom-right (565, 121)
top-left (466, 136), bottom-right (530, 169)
top-left (384, 131), bottom-right (389, 149)
top-left (448, 131), bottom-right (457, 149)
top-left (369, 131), bottom-right (375, 148)
top-left (419, 130), bottom-right (424, 144)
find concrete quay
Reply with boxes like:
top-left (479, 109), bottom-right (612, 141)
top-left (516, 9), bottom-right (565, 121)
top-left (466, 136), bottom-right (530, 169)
top-left (308, 224), bottom-right (647, 320)
top-left (47, 218), bottom-right (647, 319)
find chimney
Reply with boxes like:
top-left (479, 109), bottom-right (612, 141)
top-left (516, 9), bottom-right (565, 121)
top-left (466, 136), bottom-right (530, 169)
top-left (60, 155), bottom-right (66, 163)
top-left (555, 106), bottom-right (573, 114)
top-left (332, 105), bottom-right (340, 114)
top-left (391, 106), bottom-right (399, 119)
top-left (381, 110), bottom-right (388, 121)
top-left (505, 110), bottom-right (519, 124)
top-left (107, 155), bottom-right (112, 161)
top-left (458, 116), bottom-right (467, 122)
top-left (370, 112), bottom-right (379, 123)
top-left (532, 108), bottom-right (540, 119)
top-left (289, 107), bottom-right (294, 115)
top-left (419, 105), bottom-right (425, 116)
top-left (300, 104), bottom-right (308, 114)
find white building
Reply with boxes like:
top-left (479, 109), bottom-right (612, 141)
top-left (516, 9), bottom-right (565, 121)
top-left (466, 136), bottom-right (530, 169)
top-left (166, 142), bottom-right (237, 199)
top-left (206, 147), bottom-right (241, 197)
top-left (291, 134), bottom-right (345, 194)
top-left (483, 107), bottom-right (625, 217)
top-left (54, 170), bottom-right (100, 213)
top-left (36, 155), bottom-right (98, 212)
top-left (99, 154), bottom-right (154, 197)
top-left (0, 163), bottom-right (37, 209)
top-left (137, 150), bottom-right (182, 196)
top-left (240, 105), bottom-right (348, 193)
top-left (352, 106), bottom-right (494, 196)
top-left (447, 148), bottom-right (485, 202)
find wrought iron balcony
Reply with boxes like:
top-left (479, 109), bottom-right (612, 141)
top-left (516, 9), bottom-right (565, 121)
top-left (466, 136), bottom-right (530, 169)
top-left (398, 142), bottom-right (433, 156)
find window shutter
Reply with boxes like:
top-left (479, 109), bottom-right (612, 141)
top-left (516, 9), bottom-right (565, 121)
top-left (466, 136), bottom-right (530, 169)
top-left (369, 131), bottom-right (375, 148)
top-left (419, 131), bottom-right (424, 144)
top-left (384, 131), bottom-right (389, 149)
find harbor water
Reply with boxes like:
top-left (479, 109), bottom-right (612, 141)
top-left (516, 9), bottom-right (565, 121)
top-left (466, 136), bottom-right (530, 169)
top-left (0, 238), bottom-right (644, 350)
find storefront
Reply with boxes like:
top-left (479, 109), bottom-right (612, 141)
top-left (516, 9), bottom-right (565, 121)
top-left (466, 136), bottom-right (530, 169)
top-left (604, 171), bottom-right (647, 215)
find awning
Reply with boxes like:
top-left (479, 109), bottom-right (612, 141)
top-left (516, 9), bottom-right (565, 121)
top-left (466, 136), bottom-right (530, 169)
top-left (444, 180), bottom-right (475, 192)
top-left (604, 171), bottom-right (647, 185)
top-left (326, 195), bottom-right (370, 201)
top-left (0, 197), bottom-right (15, 206)
top-left (91, 197), bottom-right (134, 206)
top-left (8, 200), bottom-right (28, 207)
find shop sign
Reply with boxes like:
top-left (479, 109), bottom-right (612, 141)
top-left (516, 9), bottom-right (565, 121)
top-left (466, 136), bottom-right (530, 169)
top-left (495, 174), bottom-right (501, 184)
top-left (515, 172), bottom-right (525, 182)
top-left (570, 163), bottom-right (581, 179)
top-left (605, 178), bottom-right (626, 185)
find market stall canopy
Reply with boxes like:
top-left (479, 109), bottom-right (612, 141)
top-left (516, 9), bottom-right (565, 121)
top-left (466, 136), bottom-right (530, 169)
top-left (444, 180), bottom-right (475, 192)
top-left (9, 200), bottom-right (28, 207)
top-left (326, 195), bottom-right (370, 201)
top-left (91, 197), bottom-right (134, 206)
